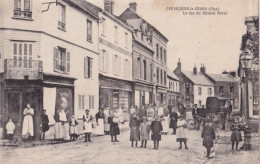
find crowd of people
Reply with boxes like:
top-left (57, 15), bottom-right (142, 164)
top-left (5, 102), bottom-right (252, 159)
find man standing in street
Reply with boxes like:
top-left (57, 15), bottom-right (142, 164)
top-left (192, 104), bottom-right (201, 130)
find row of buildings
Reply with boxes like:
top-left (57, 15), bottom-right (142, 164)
top-left (0, 0), bottom-right (250, 139)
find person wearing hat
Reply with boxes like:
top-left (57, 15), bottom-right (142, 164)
top-left (150, 115), bottom-right (163, 150)
top-left (83, 109), bottom-right (94, 142)
top-left (230, 118), bottom-right (242, 150)
top-left (108, 111), bottom-right (120, 142)
top-left (139, 116), bottom-right (150, 148)
top-left (176, 115), bottom-right (188, 149)
top-left (40, 109), bottom-right (49, 140)
top-left (170, 109), bottom-right (178, 135)
top-left (201, 119), bottom-right (215, 158)
top-left (95, 108), bottom-right (105, 136)
top-left (129, 113), bottom-right (140, 147)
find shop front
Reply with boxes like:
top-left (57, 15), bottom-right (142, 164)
top-left (156, 87), bottom-right (167, 106)
top-left (134, 83), bottom-right (153, 108)
top-left (99, 76), bottom-right (133, 114)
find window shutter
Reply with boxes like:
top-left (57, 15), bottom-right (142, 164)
top-left (92, 95), bottom-right (94, 109)
top-left (99, 50), bottom-right (103, 71)
top-left (84, 56), bottom-right (88, 78)
top-left (112, 55), bottom-right (115, 74)
top-left (78, 95), bottom-right (81, 109)
top-left (118, 56), bottom-right (121, 75)
top-left (54, 47), bottom-right (58, 72)
top-left (105, 52), bottom-right (109, 73)
top-left (89, 58), bottom-right (92, 78)
top-left (82, 95), bottom-right (85, 109)
top-left (89, 95), bottom-right (91, 109)
top-left (66, 51), bottom-right (70, 73)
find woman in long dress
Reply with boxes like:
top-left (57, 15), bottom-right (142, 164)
top-left (103, 106), bottom-right (111, 135)
top-left (83, 109), bottom-right (94, 142)
top-left (22, 104), bottom-right (34, 139)
top-left (54, 109), bottom-right (67, 140)
top-left (95, 109), bottom-right (105, 135)
top-left (176, 115), bottom-right (188, 149)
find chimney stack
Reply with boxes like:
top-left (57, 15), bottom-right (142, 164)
top-left (200, 64), bottom-right (206, 74)
top-left (193, 65), bottom-right (197, 75)
top-left (104, 0), bottom-right (114, 14)
top-left (177, 58), bottom-right (181, 71)
top-left (129, 2), bottom-right (137, 12)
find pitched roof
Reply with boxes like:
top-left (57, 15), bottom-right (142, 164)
top-left (182, 70), bottom-right (214, 86)
top-left (207, 73), bottom-right (237, 82)
top-left (167, 70), bottom-right (179, 81)
top-left (69, 0), bottom-right (99, 18)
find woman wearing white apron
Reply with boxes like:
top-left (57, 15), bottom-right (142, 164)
top-left (83, 109), bottom-right (93, 142)
top-left (104, 107), bottom-right (111, 135)
top-left (95, 109), bottom-right (104, 135)
top-left (22, 104), bottom-right (34, 139)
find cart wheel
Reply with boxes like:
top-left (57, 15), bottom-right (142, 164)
top-left (187, 119), bottom-right (195, 129)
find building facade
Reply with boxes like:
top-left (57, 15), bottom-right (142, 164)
top-left (119, 2), bottom-right (168, 106)
top-left (167, 70), bottom-right (180, 112)
top-left (86, 1), bottom-right (133, 113)
top-left (201, 65), bottom-right (240, 109)
top-left (174, 59), bottom-right (214, 109)
top-left (0, 0), bottom-right (99, 139)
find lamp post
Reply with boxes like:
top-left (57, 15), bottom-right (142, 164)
top-left (240, 51), bottom-right (253, 119)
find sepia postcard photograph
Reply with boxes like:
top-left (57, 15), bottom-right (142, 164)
top-left (0, 0), bottom-right (259, 163)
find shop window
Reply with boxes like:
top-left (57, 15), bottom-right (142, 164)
top-left (58, 3), bottom-right (66, 30)
top-left (198, 87), bottom-right (202, 95)
top-left (84, 56), bottom-right (92, 78)
top-left (87, 19), bottom-right (92, 42)
top-left (13, 0), bottom-right (32, 19)
top-left (54, 47), bottom-right (70, 74)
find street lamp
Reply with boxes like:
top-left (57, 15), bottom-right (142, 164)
top-left (240, 51), bottom-right (253, 119)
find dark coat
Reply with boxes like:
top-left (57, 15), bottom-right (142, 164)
top-left (150, 121), bottom-right (163, 141)
top-left (129, 118), bottom-right (140, 141)
top-left (169, 112), bottom-right (178, 129)
top-left (230, 123), bottom-right (242, 142)
top-left (95, 112), bottom-right (104, 124)
top-left (192, 107), bottom-right (199, 116)
top-left (41, 114), bottom-right (49, 132)
top-left (69, 119), bottom-right (78, 126)
top-left (108, 117), bottom-right (120, 136)
top-left (201, 126), bottom-right (215, 148)
top-left (198, 108), bottom-right (207, 118)
top-left (54, 112), bottom-right (60, 122)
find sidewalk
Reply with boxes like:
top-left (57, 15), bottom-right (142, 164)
top-left (0, 121), bottom-right (130, 147)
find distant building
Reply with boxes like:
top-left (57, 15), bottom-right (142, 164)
top-left (119, 2), bottom-right (168, 106)
top-left (167, 70), bottom-right (180, 112)
top-left (174, 59), bottom-right (214, 109)
top-left (201, 65), bottom-right (240, 109)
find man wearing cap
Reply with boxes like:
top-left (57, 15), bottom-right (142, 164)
top-left (201, 119), bottom-right (216, 158)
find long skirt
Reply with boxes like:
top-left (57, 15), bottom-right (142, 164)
top-left (96, 119), bottom-right (104, 135)
top-left (162, 117), bottom-right (169, 133)
top-left (22, 115), bottom-right (34, 136)
top-left (151, 133), bottom-right (161, 141)
top-left (69, 125), bottom-right (77, 135)
top-left (83, 122), bottom-right (93, 133)
top-left (231, 130), bottom-right (242, 142)
top-left (54, 122), bottom-right (66, 139)
top-left (130, 127), bottom-right (140, 141)
top-left (176, 127), bottom-right (187, 142)
top-left (104, 117), bottom-right (110, 132)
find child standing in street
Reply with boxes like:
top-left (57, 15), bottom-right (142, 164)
top-left (129, 113), bottom-right (140, 147)
top-left (139, 117), bottom-right (150, 148)
top-left (201, 119), bottom-right (216, 158)
top-left (40, 109), bottom-right (49, 140)
top-left (6, 118), bottom-right (15, 140)
top-left (150, 115), bottom-right (163, 150)
top-left (83, 109), bottom-right (94, 142)
top-left (230, 118), bottom-right (242, 150)
top-left (69, 115), bottom-right (78, 141)
top-left (108, 111), bottom-right (120, 142)
top-left (176, 115), bottom-right (188, 149)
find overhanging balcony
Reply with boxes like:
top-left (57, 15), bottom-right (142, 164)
top-left (4, 59), bottom-right (43, 80)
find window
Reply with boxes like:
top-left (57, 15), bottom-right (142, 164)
top-left (136, 57), bottom-right (141, 79)
top-left (143, 60), bottom-right (146, 80)
top-left (253, 96), bottom-right (259, 105)
top-left (87, 19), bottom-right (92, 42)
top-left (185, 87), bottom-right (190, 94)
top-left (125, 32), bottom-right (129, 48)
top-left (54, 47), bottom-right (70, 73)
top-left (78, 95), bottom-right (85, 110)
top-left (164, 71), bottom-right (166, 85)
top-left (101, 18), bottom-right (106, 35)
top-left (198, 100), bottom-right (202, 107)
top-left (208, 88), bottom-right (212, 95)
top-left (114, 26), bottom-right (118, 43)
top-left (13, 0), bottom-right (32, 19)
top-left (13, 42), bottom-right (33, 68)
top-left (156, 68), bottom-right (159, 83)
top-left (99, 50), bottom-right (109, 73)
top-left (124, 59), bottom-right (130, 77)
top-left (160, 47), bottom-right (163, 62)
top-left (113, 55), bottom-right (121, 75)
top-left (160, 70), bottom-right (163, 84)
top-left (164, 50), bottom-right (166, 63)
top-left (156, 44), bottom-right (159, 59)
top-left (219, 85), bottom-right (223, 93)
top-left (58, 4), bottom-right (66, 30)
top-left (198, 87), bottom-right (202, 95)
top-left (84, 56), bottom-right (92, 78)
top-left (89, 95), bottom-right (94, 109)
top-left (150, 64), bottom-right (153, 82)
top-left (230, 85), bottom-right (234, 94)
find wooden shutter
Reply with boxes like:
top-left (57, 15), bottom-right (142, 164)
top-left (89, 95), bottom-right (91, 109)
top-left (105, 51), bottom-right (109, 73)
top-left (66, 51), bottom-right (70, 73)
top-left (82, 95), bottom-right (85, 109)
top-left (89, 58), bottom-right (92, 78)
top-left (84, 56), bottom-right (88, 78)
top-left (78, 95), bottom-right (81, 109)
top-left (54, 47), bottom-right (58, 72)
top-left (29, 44), bottom-right (32, 68)
top-left (92, 95), bottom-right (94, 109)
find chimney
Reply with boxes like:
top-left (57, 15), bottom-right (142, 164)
top-left (200, 64), bottom-right (206, 74)
top-left (104, 0), bottom-right (114, 14)
top-left (193, 65), bottom-right (197, 75)
top-left (177, 58), bottom-right (181, 71)
top-left (129, 2), bottom-right (137, 12)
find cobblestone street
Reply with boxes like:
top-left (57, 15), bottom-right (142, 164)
top-left (0, 126), bottom-right (258, 164)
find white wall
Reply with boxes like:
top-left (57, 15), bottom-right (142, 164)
top-left (194, 85), bottom-right (214, 107)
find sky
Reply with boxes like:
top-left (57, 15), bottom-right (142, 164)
top-left (87, 0), bottom-right (257, 74)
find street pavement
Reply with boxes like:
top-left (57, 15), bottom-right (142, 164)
top-left (0, 125), bottom-right (259, 164)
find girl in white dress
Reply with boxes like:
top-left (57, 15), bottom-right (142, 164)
top-left (176, 115), bottom-right (188, 149)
